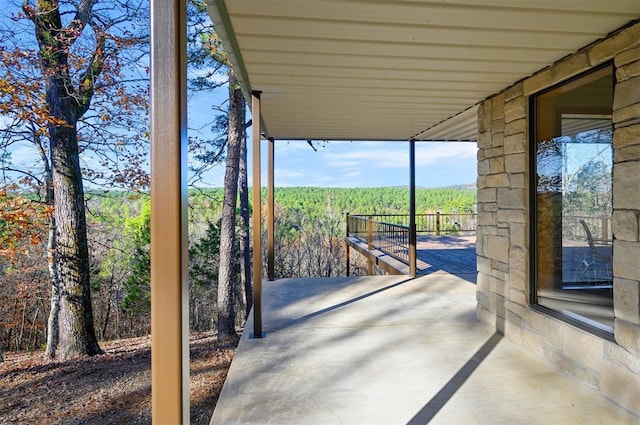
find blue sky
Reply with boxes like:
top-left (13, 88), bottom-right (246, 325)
top-left (257, 140), bottom-right (476, 188)
top-left (188, 91), bottom-right (477, 188)
top-left (4, 84), bottom-right (478, 190)
top-left (189, 131), bottom-right (478, 188)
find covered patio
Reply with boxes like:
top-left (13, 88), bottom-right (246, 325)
top-left (148, 1), bottom-right (640, 423)
top-left (211, 273), bottom-right (637, 424)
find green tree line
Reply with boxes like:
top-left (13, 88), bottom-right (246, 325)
top-left (0, 185), bottom-right (476, 354)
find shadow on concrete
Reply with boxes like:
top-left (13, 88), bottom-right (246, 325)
top-left (268, 277), bottom-right (415, 332)
top-left (406, 333), bottom-right (503, 425)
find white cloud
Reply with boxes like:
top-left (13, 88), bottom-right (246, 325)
top-left (415, 142), bottom-right (477, 167)
top-left (245, 139), bottom-right (477, 188)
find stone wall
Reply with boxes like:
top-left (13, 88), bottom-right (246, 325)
top-left (476, 21), bottom-right (640, 416)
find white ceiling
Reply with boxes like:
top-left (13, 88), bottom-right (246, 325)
top-left (207, 0), bottom-right (639, 142)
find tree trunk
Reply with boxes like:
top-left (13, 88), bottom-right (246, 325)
top-left (216, 71), bottom-right (243, 340)
top-left (45, 215), bottom-right (61, 358)
top-left (50, 121), bottom-right (102, 359)
top-left (41, 138), bottom-right (61, 359)
top-left (27, 0), bottom-right (102, 359)
top-left (238, 99), bottom-right (252, 320)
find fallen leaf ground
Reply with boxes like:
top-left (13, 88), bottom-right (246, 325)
top-left (0, 332), bottom-right (239, 424)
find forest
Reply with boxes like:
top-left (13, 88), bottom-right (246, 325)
top-left (0, 186), bottom-right (476, 354)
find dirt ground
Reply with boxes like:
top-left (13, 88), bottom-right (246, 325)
top-left (0, 332), bottom-right (239, 424)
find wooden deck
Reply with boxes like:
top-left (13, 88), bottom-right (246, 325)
top-left (347, 234), bottom-right (477, 280)
top-left (415, 234), bottom-right (476, 277)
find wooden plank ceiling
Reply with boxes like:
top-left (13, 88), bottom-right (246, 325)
top-left (207, 0), bottom-right (639, 142)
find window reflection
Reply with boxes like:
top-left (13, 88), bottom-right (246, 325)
top-left (533, 66), bottom-right (614, 333)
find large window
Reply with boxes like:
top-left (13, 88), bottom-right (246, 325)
top-left (531, 64), bottom-right (614, 334)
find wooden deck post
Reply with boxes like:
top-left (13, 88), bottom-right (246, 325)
top-left (150, 0), bottom-right (189, 422)
top-left (252, 91), bottom-right (264, 338)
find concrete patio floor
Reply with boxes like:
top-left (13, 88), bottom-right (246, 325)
top-left (210, 273), bottom-right (638, 424)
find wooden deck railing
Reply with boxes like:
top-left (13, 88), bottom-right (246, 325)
top-left (346, 213), bottom-right (478, 267)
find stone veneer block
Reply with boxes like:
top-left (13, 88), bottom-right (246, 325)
top-left (504, 133), bottom-right (527, 154)
top-left (489, 157), bottom-right (505, 173)
top-left (491, 131), bottom-right (504, 147)
top-left (477, 131), bottom-right (492, 149)
top-left (612, 210), bottom-right (639, 241)
top-left (481, 203), bottom-right (498, 213)
top-left (615, 144), bottom-right (640, 163)
top-left (504, 118), bottom-right (527, 137)
top-left (614, 278), bottom-right (640, 323)
top-left (614, 124), bottom-right (640, 150)
top-left (476, 304), bottom-right (495, 328)
top-left (483, 146), bottom-right (504, 159)
top-left (613, 240), bottom-right (640, 281)
top-left (614, 77), bottom-right (640, 111)
top-left (544, 349), bottom-right (600, 389)
top-left (521, 327), bottom-right (544, 357)
top-left (613, 160), bottom-right (640, 209)
top-left (552, 52), bottom-right (590, 83)
top-left (503, 82), bottom-right (523, 102)
top-left (508, 287), bottom-right (528, 305)
top-left (613, 103), bottom-right (640, 125)
top-left (606, 343), bottom-right (640, 375)
top-left (477, 159), bottom-right (490, 175)
top-left (477, 256), bottom-right (492, 275)
top-left (561, 326), bottom-right (605, 371)
top-left (613, 124), bottom-right (640, 163)
top-left (529, 310), bottom-right (546, 332)
top-left (491, 92), bottom-right (505, 120)
top-left (490, 276), bottom-right (506, 297)
top-left (504, 96), bottom-right (527, 123)
top-left (505, 314), bottom-right (523, 344)
top-left (614, 319), bottom-right (640, 356)
top-left (477, 188), bottom-right (497, 203)
top-left (505, 300), bottom-right (528, 320)
top-left (497, 188), bottom-right (525, 209)
top-left (523, 69), bottom-right (551, 96)
top-left (486, 173), bottom-right (509, 187)
top-left (505, 153), bottom-right (526, 173)
top-left (486, 235), bottom-right (509, 263)
top-left (476, 290), bottom-right (489, 307)
top-left (477, 272), bottom-right (490, 293)
top-left (615, 45), bottom-right (640, 67)
top-left (497, 209), bottom-right (526, 224)
top-left (600, 355), bottom-right (640, 414)
top-left (509, 223), bottom-right (527, 248)
top-left (479, 100), bottom-right (491, 133)
top-left (509, 173), bottom-right (526, 189)
top-left (542, 316), bottom-right (564, 348)
top-left (589, 23), bottom-right (640, 65)
top-left (616, 59), bottom-right (640, 82)
top-left (477, 210), bottom-right (495, 226)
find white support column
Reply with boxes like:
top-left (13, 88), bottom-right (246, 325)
top-left (150, 0), bottom-right (189, 423)
top-left (252, 91), bottom-right (264, 338)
